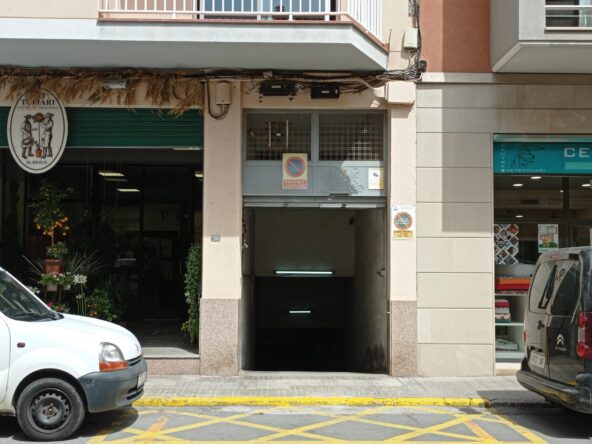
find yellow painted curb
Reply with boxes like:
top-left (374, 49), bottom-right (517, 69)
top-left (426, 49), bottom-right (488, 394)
top-left (135, 397), bottom-right (490, 408)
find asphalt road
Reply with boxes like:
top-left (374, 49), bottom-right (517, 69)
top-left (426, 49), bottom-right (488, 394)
top-left (0, 404), bottom-right (591, 443)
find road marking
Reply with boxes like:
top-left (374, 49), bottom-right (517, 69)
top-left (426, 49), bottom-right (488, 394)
top-left (86, 405), bottom-right (547, 443)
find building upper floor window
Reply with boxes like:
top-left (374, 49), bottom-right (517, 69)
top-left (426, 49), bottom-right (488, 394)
top-left (546, 0), bottom-right (592, 28)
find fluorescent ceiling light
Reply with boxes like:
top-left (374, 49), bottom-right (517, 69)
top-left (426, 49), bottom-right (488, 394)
top-left (513, 183), bottom-right (524, 188)
top-left (530, 176), bottom-right (542, 180)
top-left (582, 183), bottom-right (591, 188)
top-left (289, 310), bottom-right (312, 314)
top-left (275, 270), bottom-right (333, 276)
top-left (195, 172), bottom-right (204, 179)
top-left (173, 147), bottom-right (203, 151)
top-left (515, 214), bottom-right (524, 218)
top-left (117, 188), bottom-right (141, 193)
top-left (99, 171), bottom-right (125, 177)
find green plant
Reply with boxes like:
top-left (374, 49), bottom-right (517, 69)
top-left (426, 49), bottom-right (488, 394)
top-left (48, 302), bottom-right (70, 313)
top-left (61, 272), bottom-right (75, 287)
top-left (46, 241), bottom-right (69, 259)
top-left (86, 288), bottom-right (118, 322)
top-left (65, 251), bottom-right (105, 280)
top-left (181, 243), bottom-right (201, 346)
top-left (39, 272), bottom-right (62, 287)
top-left (30, 180), bottom-right (72, 245)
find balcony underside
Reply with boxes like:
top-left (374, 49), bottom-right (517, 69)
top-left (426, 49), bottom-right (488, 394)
top-left (0, 18), bottom-right (388, 72)
top-left (494, 41), bottom-right (592, 73)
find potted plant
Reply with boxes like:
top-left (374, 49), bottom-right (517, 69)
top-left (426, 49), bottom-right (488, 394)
top-left (30, 181), bottom-right (72, 273)
top-left (61, 272), bottom-right (75, 291)
top-left (39, 272), bottom-right (61, 292)
top-left (45, 242), bottom-right (69, 273)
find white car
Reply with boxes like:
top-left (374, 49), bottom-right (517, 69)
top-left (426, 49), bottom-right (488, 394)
top-left (0, 268), bottom-right (147, 441)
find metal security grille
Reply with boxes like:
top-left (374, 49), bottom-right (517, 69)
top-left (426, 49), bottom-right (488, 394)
top-left (246, 113), bottom-right (311, 160)
top-left (319, 113), bottom-right (384, 161)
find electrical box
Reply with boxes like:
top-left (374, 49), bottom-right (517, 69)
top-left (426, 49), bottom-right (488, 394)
top-left (403, 28), bottom-right (419, 50)
top-left (260, 81), bottom-right (297, 97)
top-left (311, 85), bottom-right (340, 99)
top-left (215, 82), bottom-right (232, 105)
top-left (385, 81), bottom-right (415, 105)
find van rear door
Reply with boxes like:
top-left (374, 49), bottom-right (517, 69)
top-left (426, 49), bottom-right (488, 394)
top-left (525, 261), bottom-right (555, 377)
top-left (546, 259), bottom-right (585, 385)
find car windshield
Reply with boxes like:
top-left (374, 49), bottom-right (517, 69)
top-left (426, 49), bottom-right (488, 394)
top-left (0, 270), bottom-right (61, 321)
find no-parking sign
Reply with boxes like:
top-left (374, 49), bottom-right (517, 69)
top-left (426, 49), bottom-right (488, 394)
top-left (392, 205), bottom-right (416, 239)
top-left (282, 153), bottom-right (308, 190)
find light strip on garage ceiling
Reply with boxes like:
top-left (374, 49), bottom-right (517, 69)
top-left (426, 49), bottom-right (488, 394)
top-left (275, 270), bottom-right (333, 276)
top-left (289, 310), bottom-right (312, 314)
top-left (99, 171), bottom-right (125, 177)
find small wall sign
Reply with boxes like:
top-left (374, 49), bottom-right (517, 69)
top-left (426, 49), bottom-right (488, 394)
top-left (392, 205), bottom-right (416, 239)
top-left (7, 90), bottom-right (68, 174)
top-left (282, 153), bottom-right (308, 190)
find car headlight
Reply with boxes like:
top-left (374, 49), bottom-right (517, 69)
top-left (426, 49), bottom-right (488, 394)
top-left (99, 343), bottom-right (129, 372)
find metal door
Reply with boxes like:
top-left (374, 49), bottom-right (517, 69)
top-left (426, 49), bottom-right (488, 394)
top-left (525, 261), bottom-right (555, 377)
top-left (0, 317), bottom-right (9, 403)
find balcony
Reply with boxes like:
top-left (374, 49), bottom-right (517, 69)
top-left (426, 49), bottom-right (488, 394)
top-left (0, 0), bottom-right (387, 72)
top-left (492, 0), bottom-right (592, 73)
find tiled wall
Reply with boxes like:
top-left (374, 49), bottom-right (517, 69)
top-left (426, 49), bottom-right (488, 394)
top-left (415, 81), bottom-right (592, 376)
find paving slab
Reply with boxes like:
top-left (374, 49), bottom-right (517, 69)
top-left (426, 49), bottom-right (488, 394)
top-left (141, 372), bottom-right (546, 407)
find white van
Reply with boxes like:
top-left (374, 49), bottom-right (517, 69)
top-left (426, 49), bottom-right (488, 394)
top-left (0, 268), bottom-right (147, 441)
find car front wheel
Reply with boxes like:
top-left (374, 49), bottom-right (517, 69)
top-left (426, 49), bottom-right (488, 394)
top-left (16, 377), bottom-right (86, 441)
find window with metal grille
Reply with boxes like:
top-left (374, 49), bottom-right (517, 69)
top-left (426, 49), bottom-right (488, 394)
top-left (546, 0), bottom-right (592, 28)
top-left (246, 113), bottom-right (311, 161)
top-left (319, 113), bottom-right (384, 161)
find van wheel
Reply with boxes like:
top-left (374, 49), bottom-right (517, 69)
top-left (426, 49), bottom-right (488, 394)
top-left (16, 378), bottom-right (85, 441)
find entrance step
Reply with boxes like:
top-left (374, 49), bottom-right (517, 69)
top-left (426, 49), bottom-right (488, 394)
top-left (146, 357), bottom-right (200, 375)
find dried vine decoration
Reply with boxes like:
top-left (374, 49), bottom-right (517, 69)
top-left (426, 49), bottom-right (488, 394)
top-left (0, 68), bottom-right (204, 115)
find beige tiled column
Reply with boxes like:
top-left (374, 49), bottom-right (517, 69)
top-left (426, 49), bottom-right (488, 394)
top-left (388, 94), bottom-right (418, 377)
top-left (200, 81), bottom-right (242, 376)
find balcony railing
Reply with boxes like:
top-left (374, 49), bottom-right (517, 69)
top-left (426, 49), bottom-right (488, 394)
top-left (546, 3), bottom-right (592, 30)
top-left (98, 0), bottom-right (383, 41)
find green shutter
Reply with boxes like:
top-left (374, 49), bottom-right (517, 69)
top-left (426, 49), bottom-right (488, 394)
top-left (0, 107), bottom-right (203, 148)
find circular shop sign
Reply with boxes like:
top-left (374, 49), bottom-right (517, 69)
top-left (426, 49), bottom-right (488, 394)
top-left (285, 156), bottom-right (306, 178)
top-left (7, 90), bottom-right (68, 174)
top-left (393, 211), bottom-right (413, 231)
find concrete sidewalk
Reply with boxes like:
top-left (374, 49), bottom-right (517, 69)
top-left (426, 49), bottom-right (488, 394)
top-left (139, 372), bottom-right (546, 408)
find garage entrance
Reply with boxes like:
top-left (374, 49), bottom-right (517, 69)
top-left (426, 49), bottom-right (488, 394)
top-left (241, 207), bottom-right (388, 373)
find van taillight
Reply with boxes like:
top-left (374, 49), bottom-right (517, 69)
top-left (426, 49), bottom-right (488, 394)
top-left (577, 312), bottom-right (592, 359)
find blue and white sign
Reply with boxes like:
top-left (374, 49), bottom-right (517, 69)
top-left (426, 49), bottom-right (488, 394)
top-left (494, 143), bottom-right (592, 174)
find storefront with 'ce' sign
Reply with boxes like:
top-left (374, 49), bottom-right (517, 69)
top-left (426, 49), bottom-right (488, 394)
top-left (493, 135), bottom-right (592, 364)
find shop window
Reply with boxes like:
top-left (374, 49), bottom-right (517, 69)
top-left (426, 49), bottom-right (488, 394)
top-left (319, 113), bottom-right (384, 161)
top-left (246, 113), bottom-right (311, 161)
top-left (144, 166), bottom-right (192, 201)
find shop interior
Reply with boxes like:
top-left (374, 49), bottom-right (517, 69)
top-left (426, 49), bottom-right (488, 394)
top-left (1, 148), bottom-right (203, 356)
top-left (494, 173), bottom-right (592, 362)
top-left (241, 207), bottom-right (388, 373)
